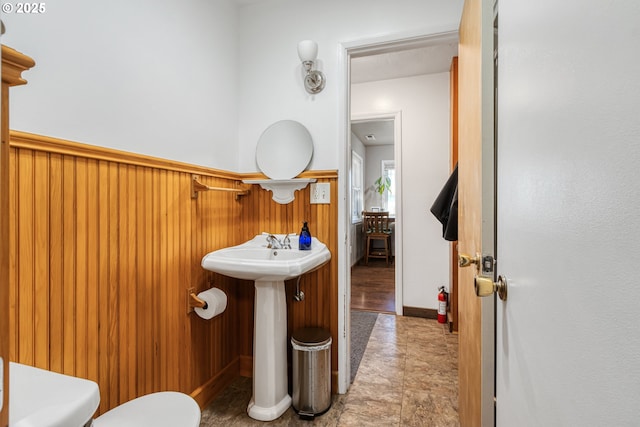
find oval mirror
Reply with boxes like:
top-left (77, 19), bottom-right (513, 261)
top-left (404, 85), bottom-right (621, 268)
top-left (256, 120), bottom-right (314, 180)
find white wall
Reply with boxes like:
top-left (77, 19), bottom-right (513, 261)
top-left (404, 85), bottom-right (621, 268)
top-left (1, 0), bottom-right (464, 174)
top-left (352, 73), bottom-right (450, 310)
top-left (236, 0), bottom-right (464, 172)
top-left (1, 0), bottom-right (239, 169)
top-left (496, 1), bottom-right (640, 425)
top-left (351, 132), bottom-right (366, 172)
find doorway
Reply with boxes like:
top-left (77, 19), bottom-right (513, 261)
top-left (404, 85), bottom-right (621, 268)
top-left (337, 30), bottom-right (460, 394)
top-left (350, 116), bottom-right (399, 314)
top-left (346, 35), bottom-right (459, 316)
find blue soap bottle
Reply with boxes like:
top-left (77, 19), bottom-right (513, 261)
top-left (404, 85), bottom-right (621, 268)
top-left (299, 221), bottom-right (311, 250)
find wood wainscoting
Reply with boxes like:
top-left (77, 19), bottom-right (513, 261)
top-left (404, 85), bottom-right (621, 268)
top-left (8, 130), bottom-right (338, 414)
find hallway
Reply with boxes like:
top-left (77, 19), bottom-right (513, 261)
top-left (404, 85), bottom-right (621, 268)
top-left (351, 259), bottom-right (395, 313)
top-left (200, 315), bottom-right (459, 426)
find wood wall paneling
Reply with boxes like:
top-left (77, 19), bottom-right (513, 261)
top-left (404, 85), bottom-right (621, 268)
top-left (8, 134), bottom-right (246, 413)
top-left (7, 129), bottom-right (339, 414)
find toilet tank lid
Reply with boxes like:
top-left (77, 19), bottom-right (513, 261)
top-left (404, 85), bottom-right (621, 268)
top-left (93, 391), bottom-right (200, 427)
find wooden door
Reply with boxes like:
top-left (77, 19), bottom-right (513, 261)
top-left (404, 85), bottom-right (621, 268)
top-left (457, 0), bottom-right (496, 426)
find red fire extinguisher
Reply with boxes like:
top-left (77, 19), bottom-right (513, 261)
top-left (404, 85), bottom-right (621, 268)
top-left (438, 286), bottom-right (448, 324)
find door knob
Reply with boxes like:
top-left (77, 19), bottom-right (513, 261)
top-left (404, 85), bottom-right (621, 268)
top-left (474, 275), bottom-right (508, 301)
top-left (458, 253), bottom-right (480, 269)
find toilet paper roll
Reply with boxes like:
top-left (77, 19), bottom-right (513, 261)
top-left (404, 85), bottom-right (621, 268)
top-left (194, 288), bottom-right (228, 320)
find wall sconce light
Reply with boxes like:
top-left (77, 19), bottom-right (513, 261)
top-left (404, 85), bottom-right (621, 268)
top-left (298, 40), bottom-right (326, 94)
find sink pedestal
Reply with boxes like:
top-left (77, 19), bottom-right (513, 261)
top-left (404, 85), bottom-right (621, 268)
top-left (247, 280), bottom-right (291, 421)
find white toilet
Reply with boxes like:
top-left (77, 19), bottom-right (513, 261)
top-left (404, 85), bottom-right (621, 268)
top-left (92, 391), bottom-right (201, 427)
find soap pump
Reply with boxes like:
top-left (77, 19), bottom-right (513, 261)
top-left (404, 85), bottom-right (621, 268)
top-left (299, 221), bottom-right (312, 250)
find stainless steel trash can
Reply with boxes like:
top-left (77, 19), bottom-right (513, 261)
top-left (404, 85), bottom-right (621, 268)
top-left (291, 327), bottom-right (332, 418)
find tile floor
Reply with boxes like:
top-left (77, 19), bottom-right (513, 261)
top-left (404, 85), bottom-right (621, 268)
top-left (200, 314), bottom-right (459, 426)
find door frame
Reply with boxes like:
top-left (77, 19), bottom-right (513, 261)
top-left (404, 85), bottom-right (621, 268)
top-left (336, 26), bottom-right (460, 394)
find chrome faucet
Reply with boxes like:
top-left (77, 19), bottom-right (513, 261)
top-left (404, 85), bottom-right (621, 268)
top-left (266, 234), bottom-right (283, 249)
top-left (266, 234), bottom-right (292, 249)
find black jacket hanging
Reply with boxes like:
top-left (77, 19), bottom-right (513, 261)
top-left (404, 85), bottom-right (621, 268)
top-left (430, 164), bottom-right (458, 241)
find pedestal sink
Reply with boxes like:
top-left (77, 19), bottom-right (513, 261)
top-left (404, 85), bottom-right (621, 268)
top-left (201, 234), bottom-right (331, 421)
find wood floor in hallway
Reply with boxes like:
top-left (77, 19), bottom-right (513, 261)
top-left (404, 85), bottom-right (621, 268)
top-left (351, 259), bottom-right (395, 313)
top-left (199, 314), bottom-right (459, 426)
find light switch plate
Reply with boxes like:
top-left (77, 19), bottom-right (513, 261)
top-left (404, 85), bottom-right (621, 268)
top-left (310, 183), bottom-right (330, 204)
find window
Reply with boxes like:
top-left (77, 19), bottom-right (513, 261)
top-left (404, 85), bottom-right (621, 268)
top-left (351, 151), bottom-right (364, 223)
top-left (381, 160), bottom-right (395, 216)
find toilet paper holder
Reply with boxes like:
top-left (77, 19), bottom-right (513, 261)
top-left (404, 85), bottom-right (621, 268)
top-left (187, 288), bottom-right (208, 313)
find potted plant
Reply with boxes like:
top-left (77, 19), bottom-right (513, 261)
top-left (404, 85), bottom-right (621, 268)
top-left (374, 175), bottom-right (392, 196)
top-left (374, 175), bottom-right (392, 210)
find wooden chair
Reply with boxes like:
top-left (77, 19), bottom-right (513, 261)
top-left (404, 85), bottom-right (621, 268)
top-left (362, 211), bottom-right (392, 266)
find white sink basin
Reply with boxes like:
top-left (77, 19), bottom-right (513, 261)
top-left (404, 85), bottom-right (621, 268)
top-left (200, 233), bottom-right (331, 422)
top-left (201, 234), bottom-right (331, 281)
top-left (10, 362), bottom-right (100, 427)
